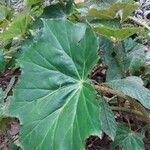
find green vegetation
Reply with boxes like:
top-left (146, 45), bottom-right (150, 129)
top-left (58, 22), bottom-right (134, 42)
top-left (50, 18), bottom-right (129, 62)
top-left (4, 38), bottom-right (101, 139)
top-left (0, 0), bottom-right (150, 149)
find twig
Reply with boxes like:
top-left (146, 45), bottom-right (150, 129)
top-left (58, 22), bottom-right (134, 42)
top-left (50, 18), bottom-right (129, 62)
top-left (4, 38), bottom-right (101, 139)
top-left (93, 84), bottom-right (150, 124)
top-left (111, 106), bottom-right (150, 123)
top-left (111, 106), bottom-right (144, 117)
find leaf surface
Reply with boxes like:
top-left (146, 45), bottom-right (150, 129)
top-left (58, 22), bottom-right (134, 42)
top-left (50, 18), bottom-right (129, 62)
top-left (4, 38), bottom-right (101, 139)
top-left (95, 27), bottom-right (143, 41)
top-left (100, 98), bottom-right (117, 140)
top-left (111, 125), bottom-right (144, 150)
top-left (25, 0), bottom-right (42, 7)
top-left (99, 37), bottom-right (125, 81)
top-left (99, 38), bottom-right (146, 81)
top-left (124, 39), bottom-right (145, 75)
top-left (0, 50), bottom-right (5, 72)
top-left (0, 5), bottom-right (12, 22)
top-left (88, 3), bottom-right (138, 22)
top-left (0, 14), bottom-right (31, 40)
top-left (8, 19), bottom-right (101, 150)
top-left (41, 3), bottom-right (66, 19)
top-left (106, 76), bottom-right (150, 109)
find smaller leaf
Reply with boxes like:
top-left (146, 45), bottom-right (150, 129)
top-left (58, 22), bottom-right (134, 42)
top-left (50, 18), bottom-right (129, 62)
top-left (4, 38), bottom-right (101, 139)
top-left (124, 39), bottom-right (146, 75)
top-left (65, 0), bottom-right (73, 14)
top-left (111, 125), bottom-right (144, 150)
top-left (88, 3), bottom-right (138, 22)
top-left (0, 14), bottom-right (31, 40)
top-left (99, 37), bottom-right (125, 81)
top-left (0, 5), bottom-right (12, 22)
top-left (25, 0), bottom-right (42, 8)
top-left (100, 98), bottom-right (117, 140)
top-left (30, 5), bottom-right (43, 17)
top-left (106, 76), bottom-right (150, 109)
top-left (129, 57), bottom-right (145, 75)
top-left (94, 27), bottom-right (143, 41)
top-left (42, 3), bottom-right (66, 19)
top-left (90, 19), bottom-right (120, 29)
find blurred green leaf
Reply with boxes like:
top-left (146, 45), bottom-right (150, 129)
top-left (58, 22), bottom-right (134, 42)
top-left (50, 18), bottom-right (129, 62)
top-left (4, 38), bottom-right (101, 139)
top-left (0, 50), bottom-right (5, 72)
top-left (95, 27), bottom-right (143, 41)
top-left (111, 125), bottom-right (144, 150)
top-left (129, 57), bottom-right (145, 75)
top-left (88, 2), bottom-right (138, 22)
top-left (90, 19), bottom-right (120, 28)
top-left (0, 5), bottom-right (12, 23)
top-left (25, 0), bottom-right (42, 8)
top-left (0, 14), bottom-right (31, 40)
top-left (30, 5), bottom-right (43, 17)
top-left (42, 3), bottom-right (66, 18)
top-left (66, 0), bottom-right (73, 14)
top-left (124, 39), bottom-right (146, 75)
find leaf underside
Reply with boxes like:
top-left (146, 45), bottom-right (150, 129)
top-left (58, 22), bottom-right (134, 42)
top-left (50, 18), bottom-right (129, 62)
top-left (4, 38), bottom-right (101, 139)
top-left (8, 19), bottom-right (101, 150)
top-left (106, 76), bottom-right (150, 109)
top-left (100, 98), bottom-right (117, 140)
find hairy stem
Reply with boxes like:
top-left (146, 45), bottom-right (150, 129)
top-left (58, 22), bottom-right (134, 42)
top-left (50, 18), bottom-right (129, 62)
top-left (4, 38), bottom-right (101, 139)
top-left (93, 84), bottom-right (150, 124)
top-left (111, 106), bottom-right (143, 116)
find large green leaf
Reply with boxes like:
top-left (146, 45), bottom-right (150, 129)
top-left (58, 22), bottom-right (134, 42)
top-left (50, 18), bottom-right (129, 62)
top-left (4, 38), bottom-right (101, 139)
top-left (88, 2), bottom-right (138, 22)
top-left (111, 125), bottom-right (144, 150)
top-left (106, 76), bottom-right (150, 109)
top-left (100, 98), bottom-right (117, 140)
top-left (8, 19), bottom-right (101, 150)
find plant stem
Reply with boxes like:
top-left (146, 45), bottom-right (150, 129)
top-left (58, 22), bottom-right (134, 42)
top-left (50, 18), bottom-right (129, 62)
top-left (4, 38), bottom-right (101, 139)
top-left (111, 106), bottom-right (144, 116)
top-left (93, 84), bottom-right (150, 124)
top-left (111, 106), bottom-right (150, 123)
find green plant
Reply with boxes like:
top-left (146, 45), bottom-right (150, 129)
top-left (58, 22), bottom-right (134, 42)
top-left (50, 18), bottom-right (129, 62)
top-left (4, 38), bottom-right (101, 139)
top-left (0, 0), bottom-right (150, 149)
